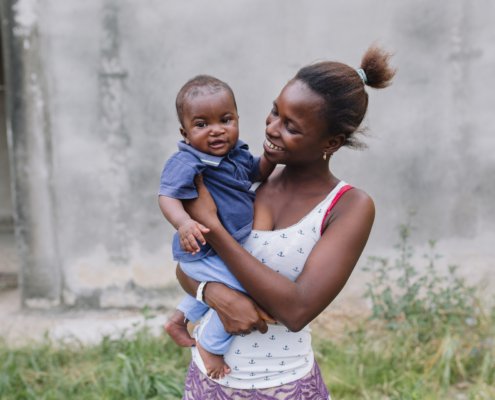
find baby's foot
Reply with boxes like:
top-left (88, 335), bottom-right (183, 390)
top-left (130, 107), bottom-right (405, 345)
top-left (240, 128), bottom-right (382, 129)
top-left (164, 310), bottom-right (196, 347)
top-left (197, 342), bottom-right (231, 380)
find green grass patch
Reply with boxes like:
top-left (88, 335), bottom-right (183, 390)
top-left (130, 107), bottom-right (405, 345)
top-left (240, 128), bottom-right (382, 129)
top-left (0, 330), bottom-right (190, 399)
top-left (314, 318), bottom-right (494, 400)
top-left (1, 323), bottom-right (493, 399)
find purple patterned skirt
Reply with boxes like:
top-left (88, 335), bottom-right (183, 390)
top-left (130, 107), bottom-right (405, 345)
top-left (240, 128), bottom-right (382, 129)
top-left (183, 360), bottom-right (331, 399)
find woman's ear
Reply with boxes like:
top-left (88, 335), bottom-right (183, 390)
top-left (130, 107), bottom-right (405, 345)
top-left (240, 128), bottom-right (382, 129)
top-left (323, 134), bottom-right (346, 155)
top-left (323, 133), bottom-right (345, 155)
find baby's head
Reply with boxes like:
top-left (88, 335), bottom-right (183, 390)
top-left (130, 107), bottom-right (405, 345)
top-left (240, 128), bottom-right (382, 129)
top-left (176, 75), bottom-right (239, 156)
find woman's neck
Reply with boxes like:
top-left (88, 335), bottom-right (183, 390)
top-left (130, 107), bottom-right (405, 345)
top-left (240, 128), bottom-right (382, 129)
top-left (278, 163), bottom-right (338, 193)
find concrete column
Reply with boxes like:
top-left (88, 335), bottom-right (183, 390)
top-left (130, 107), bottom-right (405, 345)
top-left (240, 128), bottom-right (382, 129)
top-left (99, 0), bottom-right (131, 264)
top-left (0, 34), bottom-right (13, 227)
top-left (0, 0), bottom-right (61, 307)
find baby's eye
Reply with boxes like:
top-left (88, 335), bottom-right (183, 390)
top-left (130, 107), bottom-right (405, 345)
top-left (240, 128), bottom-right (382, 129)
top-left (270, 106), bottom-right (278, 116)
top-left (222, 116), bottom-right (232, 124)
top-left (195, 121), bottom-right (207, 128)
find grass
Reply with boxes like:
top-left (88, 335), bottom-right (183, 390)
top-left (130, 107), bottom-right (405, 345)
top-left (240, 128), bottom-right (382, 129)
top-left (0, 329), bottom-right (190, 400)
top-left (315, 317), bottom-right (495, 400)
top-left (1, 220), bottom-right (494, 399)
top-left (0, 312), bottom-right (493, 399)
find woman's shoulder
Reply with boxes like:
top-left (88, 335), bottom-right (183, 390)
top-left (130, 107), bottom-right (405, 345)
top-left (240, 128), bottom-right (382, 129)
top-left (326, 185), bottom-right (375, 226)
top-left (339, 186), bottom-right (374, 209)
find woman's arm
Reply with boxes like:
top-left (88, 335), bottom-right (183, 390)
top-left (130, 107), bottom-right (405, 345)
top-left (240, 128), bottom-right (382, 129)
top-left (185, 177), bottom-right (375, 332)
top-left (176, 266), bottom-right (271, 334)
top-left (158, 195), bottom-right (209, 254)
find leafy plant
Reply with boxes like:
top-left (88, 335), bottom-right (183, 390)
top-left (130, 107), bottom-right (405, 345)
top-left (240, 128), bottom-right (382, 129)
top-left (363, 215), bottom-right (478, 336)
top-left (361, 215), bottom-right (494, 391)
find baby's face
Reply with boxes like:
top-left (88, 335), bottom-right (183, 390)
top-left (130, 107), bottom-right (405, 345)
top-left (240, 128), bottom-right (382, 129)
top-left (180, 89), bottom-right (239, 156)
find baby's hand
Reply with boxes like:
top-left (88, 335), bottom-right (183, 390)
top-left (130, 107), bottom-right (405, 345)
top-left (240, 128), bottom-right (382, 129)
top-left (178, 219), bottom-right (210, 254)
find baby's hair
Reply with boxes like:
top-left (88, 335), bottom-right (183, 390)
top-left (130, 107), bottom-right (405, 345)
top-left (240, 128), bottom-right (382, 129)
top-left (175, 75), bottom-right (237, 126)
top-left (294, 45), bottom-right (396, 148)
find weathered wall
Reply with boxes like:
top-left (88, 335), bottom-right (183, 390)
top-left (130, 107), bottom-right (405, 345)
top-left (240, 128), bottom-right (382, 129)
top-left (2, 0), bottom-right (494, 308)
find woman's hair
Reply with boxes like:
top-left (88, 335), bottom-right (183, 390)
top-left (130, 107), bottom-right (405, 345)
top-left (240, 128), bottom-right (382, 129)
top-left (175, 75), bottom-right (237, 126)
top-left (294, 45), bottom-right (395, 148)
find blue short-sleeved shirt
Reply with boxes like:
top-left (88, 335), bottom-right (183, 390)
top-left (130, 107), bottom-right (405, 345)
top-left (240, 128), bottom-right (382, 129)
top-left (159, 140), bottom-right (260, 262)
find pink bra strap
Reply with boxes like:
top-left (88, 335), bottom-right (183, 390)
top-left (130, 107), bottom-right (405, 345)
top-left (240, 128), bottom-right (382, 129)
top-left (320, 184), bottom-right (354, 235)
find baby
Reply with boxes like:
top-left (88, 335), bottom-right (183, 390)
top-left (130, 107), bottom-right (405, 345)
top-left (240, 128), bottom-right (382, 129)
top-left (158, 75), bottom-right (275, 379)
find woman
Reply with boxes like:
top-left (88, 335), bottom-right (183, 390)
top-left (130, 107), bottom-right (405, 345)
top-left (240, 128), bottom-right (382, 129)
top-left (176, 45), bottom-right (395, 399)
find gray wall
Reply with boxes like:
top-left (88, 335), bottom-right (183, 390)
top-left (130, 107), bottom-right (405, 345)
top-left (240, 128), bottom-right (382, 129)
top-left (2, 0), bottom-right (494, 308)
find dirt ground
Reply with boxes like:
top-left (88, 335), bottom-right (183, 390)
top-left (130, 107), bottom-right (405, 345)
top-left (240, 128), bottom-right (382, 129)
top-left (0, 281), bottom-right (370, 347)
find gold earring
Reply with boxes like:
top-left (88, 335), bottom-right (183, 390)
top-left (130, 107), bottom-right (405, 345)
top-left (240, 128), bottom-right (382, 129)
top-left (323, 152), bottom-right (327, 161)
top-left (185, 138), bottom-right (190, 144)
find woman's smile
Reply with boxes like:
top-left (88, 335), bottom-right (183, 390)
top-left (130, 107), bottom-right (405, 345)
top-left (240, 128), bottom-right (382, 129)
top-left (264, 138), bottom-right (284, 152)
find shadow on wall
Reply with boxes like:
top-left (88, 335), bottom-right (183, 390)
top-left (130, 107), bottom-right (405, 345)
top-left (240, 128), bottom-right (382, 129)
top-left (0, 24), bottom-right (18, 290)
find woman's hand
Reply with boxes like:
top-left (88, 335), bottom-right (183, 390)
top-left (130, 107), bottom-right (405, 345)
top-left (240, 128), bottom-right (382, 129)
top-left (183, 175), bottom-right (220, 230)
top-left (204, 282), bottom-right (274, 335)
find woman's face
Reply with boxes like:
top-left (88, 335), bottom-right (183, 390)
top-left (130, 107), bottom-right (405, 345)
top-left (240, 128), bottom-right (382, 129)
top-left (263, 79), bottom-right (330, 165)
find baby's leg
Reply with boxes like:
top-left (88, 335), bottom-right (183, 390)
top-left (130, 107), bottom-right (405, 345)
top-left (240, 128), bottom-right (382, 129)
top-left (164, 297), bottom-right (204, 348)
top-left (179, 255), bottom-right (246, 293)
top-left (197, 310), bottom-right (234, 379)
top-left (164, 309), bottom-right (196, 347)
top-left (197, 344), bottom-right (230, 380)
top-left (165, 295), bottom-right (210, 347)
top-left (177, 294), bottom-right (209, 323)
top-left (178, 257), bottom-right (241, 378)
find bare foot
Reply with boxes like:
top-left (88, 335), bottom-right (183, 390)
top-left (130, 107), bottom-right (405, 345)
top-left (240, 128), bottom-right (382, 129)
top-left (164, 310), bottom-right (196, 347)
top-left (197, 342), bottom-right (231, 380)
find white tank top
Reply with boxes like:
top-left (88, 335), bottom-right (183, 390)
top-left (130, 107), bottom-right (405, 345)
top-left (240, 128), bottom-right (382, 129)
top-left (191, 181), bottom-right (352, 389)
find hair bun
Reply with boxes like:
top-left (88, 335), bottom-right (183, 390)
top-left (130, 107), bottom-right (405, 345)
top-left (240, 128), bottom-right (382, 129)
top-left (360, 45), bottom-right (396, 89)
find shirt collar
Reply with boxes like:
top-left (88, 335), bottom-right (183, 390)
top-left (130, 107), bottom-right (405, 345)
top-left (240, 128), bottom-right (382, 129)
top-left (177, 140), bottom-right (248, 167)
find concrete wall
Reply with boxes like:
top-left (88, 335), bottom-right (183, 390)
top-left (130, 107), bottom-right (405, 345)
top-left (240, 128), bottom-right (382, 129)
top-left (1, 0), bottom-right (494, 308)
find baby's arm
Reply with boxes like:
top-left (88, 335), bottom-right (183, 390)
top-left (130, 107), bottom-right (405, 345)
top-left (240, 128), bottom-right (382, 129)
top-left (159, 195), bottom-right (210, 254)
top-left (257, 154), bottom-right (276, 182)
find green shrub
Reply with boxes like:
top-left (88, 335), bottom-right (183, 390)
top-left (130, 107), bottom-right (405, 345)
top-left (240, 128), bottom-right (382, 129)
top-left (363, 216), bottom-right (478, 336)
top-left (361, 216), bottom-right (494, 392)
